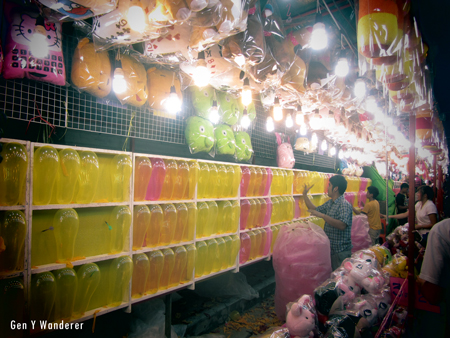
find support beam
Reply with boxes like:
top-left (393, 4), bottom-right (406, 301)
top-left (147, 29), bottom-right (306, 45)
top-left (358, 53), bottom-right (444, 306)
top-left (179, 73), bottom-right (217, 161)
top-left (165, 293), bottom-right (172, 338)
top-left (433, 154), bottom-right (437, 202)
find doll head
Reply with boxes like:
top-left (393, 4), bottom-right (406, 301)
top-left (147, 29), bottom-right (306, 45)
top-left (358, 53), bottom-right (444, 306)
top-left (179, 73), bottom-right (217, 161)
top-left (286, 295), bottom-right (316, 338)
top-left (185, 116), bottom-right (215, 154)
top-left (214, 124), bottom-right (236, 155)
top-left (234, 131), bottom-right (253, 162)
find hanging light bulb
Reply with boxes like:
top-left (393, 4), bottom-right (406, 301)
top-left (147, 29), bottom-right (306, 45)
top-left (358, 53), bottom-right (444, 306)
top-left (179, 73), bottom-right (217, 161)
top-left (365, 96), bottom-right (379, 114)
top-left (241, 77), bottom-right (252, 106)
top-left (235, 55), bottom-right (246, 67)
top-left (335, 58), bottom-right (349, 77)
top-left (310, 15), bottom-right (328, 50)
top-left (193, 51), bottom-right (211, 87)
top-left (266, 116), bottom-right (274, 132)
top-left (29, 15), bottom-right (49, 58)
top-left (127, 1), bottom-right (147, 32)
top-left (273, 97), bottom-right (283, 121)
top-left (354, 79), bottom-right (366, 99)
top-left (113, 67), bottom-right (127, 94)
top-left (330, 146), bottom-right (336, 156)
top-left (311, 132), bottom-right (318, 145)
top-left (164, 85), bottom-right (182, 114)
top-left (241, 108), bottom-right (251, 129)
top-left (209, 91), bottom-right (220, 124)
top-left (148, 3), bottom-right (168, 22)
top-left (300, 124), bottom-right (307, 136)
top-left (295, 105), bottom-right (304, 125)
top-left (321, 140), bottom-right (328, 151)
top-left (338, 149), bottom-right (344, 159)
top-left (309, 109), bottom-right (322, 130)
top-left (286, 113), bottom-right (293, 128)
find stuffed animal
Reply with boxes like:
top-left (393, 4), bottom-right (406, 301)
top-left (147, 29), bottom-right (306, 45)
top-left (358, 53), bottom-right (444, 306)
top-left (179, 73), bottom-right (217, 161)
top-left (286, 295), bottom-right (316, 338)
top-left (343, 253), bottom-right (385, 294)
top-left (382, 253), bottom-right (408, 279)
top-left (369, 245), bottom-right (392, 267)
top-left (188, 25), bottom-right (219, 50)
top-left (36, 0), bottom-right (116, 20)
top-left (234, 131), bottom-right (253, 162)
top-left (147, 67), bottom-right (182, 111)
top-left (163, 0), bottom-right (191, 21)
top-left (371, 288), bottom-right (391, 321)
top-left (217, 90), bottom-right (239, 125)
top-left (71, 38), bottom-right (111, 98)
top-left (214, 124), bottom-right (236, 155)
top-left (348, 296), bottom-right (379, 327)
top-left (235, 99), bottom-right (256, 124)
top-left (185, 0), bottom-right (208, 11)
top-left (185, 116), bottom-right (215, 154)
top-left (294, 137), bottom-right (310, 153)
top-left (215, 0), bottom-right (244, 34)
top-left (190, 85), bottom-right (215, 119)
top-left (276, 133), bottom-right (295, 169)
top-left (2, 3), bottom-right (66, 86)
top-left (114, 54), bottom-right (148, 107)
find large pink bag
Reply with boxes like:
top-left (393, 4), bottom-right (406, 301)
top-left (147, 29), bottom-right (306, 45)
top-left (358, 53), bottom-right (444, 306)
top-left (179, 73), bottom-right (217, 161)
top-left (351, 215), bottom-right (372, 253)
top-left (273, 222), bottom-right (331, 320)
top-left (2, 3), bottom-right (66, 86)
top-left (276, 133), bottom-right (295, 169)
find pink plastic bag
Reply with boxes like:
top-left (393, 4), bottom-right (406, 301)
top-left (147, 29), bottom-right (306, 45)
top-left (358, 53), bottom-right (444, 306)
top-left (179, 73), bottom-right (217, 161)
top-left (240, 199), bottom-right (251, 230)
top-left (344, 192), bottom-right (355, 206)
top-left (264, 168), bottom-right (273, 196)
top-left (358, 191), bottom-right (367, 208)
top-left (263, 198), bottom-right (272, 226)
top-left (146, 158), bottom-right (166, 201)
top-left (351, 215), bottom-right (372, 253)
top-left (273, 222), bottom-right (332, 320)
top-left (276, 133), bottom-right (295, 169)
top-left (360, 178), bottom-right (368, 192)
top-left (263, 228), bottom-right (273, 256)
top-left (239, 233), bottom-right (251, 264)
top-left (240, 166), bottom-right (250, 197)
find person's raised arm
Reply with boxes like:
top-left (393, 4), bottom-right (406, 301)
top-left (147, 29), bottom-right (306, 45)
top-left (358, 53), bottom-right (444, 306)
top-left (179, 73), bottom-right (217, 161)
top-left (302, 183), bottom-right (316, 211)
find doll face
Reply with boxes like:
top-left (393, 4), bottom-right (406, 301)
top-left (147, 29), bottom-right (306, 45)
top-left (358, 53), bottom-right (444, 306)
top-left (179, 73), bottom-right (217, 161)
top-left (116, 55), bottom-right (148, 107)
top-left (191, 86), bottom-right (215, 119)
top-left (235, 131), bottom-right (253, 161)
top-left (217, 91), bottom-right (238, 125)
top-left (214, 124), bottom-right (236, 155)
top-left (185, 116), bottom-right (215, 153)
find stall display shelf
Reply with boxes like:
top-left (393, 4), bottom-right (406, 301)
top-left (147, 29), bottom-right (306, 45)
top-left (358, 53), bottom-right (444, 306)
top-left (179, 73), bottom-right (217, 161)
top-left (131, 283), bottom-right (194, 304)
top-left (197, 197), bottom-right (240, 202)
top-left (240, 225), bottom-right (271, 233)
top-left (0, 270), bottom-right (24, 280)
top-left (66, 302), bottom-right (130, 325)
top-left (132, 242), bottom-right (195, 254)
top-left (293, 193), bottom-right (324, 196)
top-left (31, 201), bottom-right (130, 210)
top-left (196, 233), bottom-right (238, 241)
top-left (194, 266), bottom-right (237, 283)
top-left (0, 205), bottom-right (26, 210)
top-left (240, 196), bottom-right (269, 199)
top-left (240, 255), bottom-right (271, 268)
top-left (133, 199), bottom-right (195, 205)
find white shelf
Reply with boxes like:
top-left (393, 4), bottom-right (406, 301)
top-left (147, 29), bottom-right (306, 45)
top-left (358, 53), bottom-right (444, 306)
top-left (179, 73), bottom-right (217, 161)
top-left (269, 220), bottom-right (294, 226)
top-left (197, 197), bottom-right (239, 202)
top-left (31, 202), bottom-right (130, 210)
top-left (240, 196), bottom-right (270, 199)
top-left (31, 252), bottom-right (131, 274)
top-left (0, 270), bottom-right (23, 280)
top-left (196, 233), bottom-right (237, 241)
top-left (131, 282), bottom-right (194, 304)
top-left (32, 142), bottom-right (132, 156)
top-left (132, 241), bottom-right (195, 254)
top-left (68, 302), bottom-right (129, 324)
top-left (133, 199), bottom-right (195, 205)
top-left (239, 255), bottom-right (271, 267)
top-left (293, 193), bottom-right (324, 196)
top-left (0, 205), bottom-right (26, 210)
top-left (194, 266), bottom-right (237, 282)
top-left (240, 226), bottom-right (271, 233)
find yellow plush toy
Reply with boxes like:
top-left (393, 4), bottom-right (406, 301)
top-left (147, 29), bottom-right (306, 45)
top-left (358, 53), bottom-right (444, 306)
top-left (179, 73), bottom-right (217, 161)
top-left (147, 67), bottom-right (182, 111)
top-left (382, 254), bottom-right (408, 279)
top-left (115, 55), bottom-right (148, 107)
top-left (71, 38), bottom-right (112, 98)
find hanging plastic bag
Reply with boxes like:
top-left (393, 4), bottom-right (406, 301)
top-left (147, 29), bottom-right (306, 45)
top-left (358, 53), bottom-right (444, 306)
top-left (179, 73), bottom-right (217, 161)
top-left (190, 85), bottom-right (215, 119)
top-left (273, 221), bottom-right (332, 319)
top-left (234, 130), bottom-right (253, 162)
top-left (36, 0), bottom-right (117, 21)
top-left (147, 67), bottom-right (183, 113)
top-left (186, 2), bottom-right (223, 27)
top-left (2, 2), bottom-right (66, 86)
top-left (214, 124), bottom-right (236, 155)
top-left (275, 133), bottom-right (295, 169)
top-left (351, 215), bottom-right (372, 253)
top-left (185, 116), bottom-right (215, 155)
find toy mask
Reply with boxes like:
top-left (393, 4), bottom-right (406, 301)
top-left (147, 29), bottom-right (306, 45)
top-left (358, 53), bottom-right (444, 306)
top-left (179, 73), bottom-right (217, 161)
top-left (235, 131), bottom-right (253, 162)
top-left (190, 85), bottom-right (215, 119)
top-left (214, 124), bottom-right (236, 155)
top-left (185, 116), bottom-right (215, 154)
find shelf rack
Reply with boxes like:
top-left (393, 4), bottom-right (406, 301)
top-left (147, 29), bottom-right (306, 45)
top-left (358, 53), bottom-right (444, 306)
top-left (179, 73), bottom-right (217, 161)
top-left (0, 140), bottom-right (339, 335)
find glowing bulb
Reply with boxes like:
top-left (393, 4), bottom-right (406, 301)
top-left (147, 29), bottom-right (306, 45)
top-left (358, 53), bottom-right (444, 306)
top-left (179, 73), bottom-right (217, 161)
top-left (164, 86), bottom-right (181, 114)
top-left (241, 109), bottom-right (251, 129)
top-left (310, 22), bottom-right (327, 50)
top-left (309, 110), bottom-right (322, 130)
top-left (193, 59), bottom-right (210, 87)
top-left (321, 140), bottom-right (328, 151)
top-left (354, 79), bottom-right (366, 99)
top-left (300, 124), bottom-right (307, 136)
top-left (311, 132), bottom-right (318, 145)
top-left (128, 5), bottom-right (146, 32)
top-left (365, 96), bottom-right (379, 114)
top-left (113, 68), bottom-right (127, 94)
top-left (273, 97), bottom-right (283, 121)
top-left (29, 25), bottom-right (49, 58)
top-left (335, 58), bottom-right (349, 77)
top-left (266, 116), bottom-right (274, 132)
top-left (235, 55), bottom-right (246, 67)
top-left (330, 146), bottom-right (336, 156)
top-left (241, 78), bottom-right (252, 106)
top-left (286, 113), bottom-right (293, 128)
top-left (295, 105), bottom-right (304, 125)
top-left (209, 101), bottom-right (220, 124)
top-left (148, 4), bottom-right (168, 21)
top-left (338, 149), bottom-right (344, 159)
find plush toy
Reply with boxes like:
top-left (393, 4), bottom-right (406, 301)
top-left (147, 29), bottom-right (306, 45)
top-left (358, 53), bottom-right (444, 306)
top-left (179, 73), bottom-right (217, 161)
top-left (281, 55), bottom-right (308, 94)
top-left (215, 0), bottom-right (244, 34)
top-left (185, 0), bottom-right (208, 11)
top-left (185, 116), bottom-right (215, 154)
top-left (382, 253), bottom-right (408, 279)
top-left (190, 85), bottom-right (215, 119)
top-left (343, 253), bottom-right (385, 294)
top-left (163, 0), bottom-right (191, 21)
top-left (371, 288), bottom-right (391, 321)
top-left (217, 90), bottom-right (239, 125)
top-left (275, 133), bottom-right (295, 169)
top-left (369, 245), bottom-right (392, 267)
top-left (235, 99), bottom-right (256, 123)
top-left (325, 314), bottom-right (371, 338)
top-left (36, 0), bottom-right (116, 20)
top-left (71, 38), bottom-right (111, 98)
top-left (348, 296), bottom-right (379, 327)
top-left (3, 3), bottom-right (66, 86)
top-left (147, 67), bottom-right (182, 111)
top-left (144, 24), bottom-right (191, 63)
top-left (189, 26), bottom-right (219, 50)
top-left (294, 137), bottom-right (310, 153)
top-left (214, 124), bottom-right (236, 155)
top-left (234, 131), bottom-right (253, 162)
top-left (114, 54), bottom-right (148, 107)
top-left (286, 295), bottom-right (316, 338)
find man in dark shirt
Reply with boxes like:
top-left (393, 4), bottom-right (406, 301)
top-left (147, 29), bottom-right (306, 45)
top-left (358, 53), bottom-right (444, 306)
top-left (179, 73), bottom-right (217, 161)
top-left (395, 183), bottom-right (409, 225)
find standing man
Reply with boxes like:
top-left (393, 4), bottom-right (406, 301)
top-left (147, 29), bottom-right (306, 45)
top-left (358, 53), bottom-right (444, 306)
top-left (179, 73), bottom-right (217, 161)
top-left (303, 175), bottom-right (353, 270)
top-left (352, 186), bottom-right (382, 245)
top-left (395, 183), bottom-right (409, 226)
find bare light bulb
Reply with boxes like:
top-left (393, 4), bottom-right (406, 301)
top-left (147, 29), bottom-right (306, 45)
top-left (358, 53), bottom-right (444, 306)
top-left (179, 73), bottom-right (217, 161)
top-left (235, 55), bottom-right (246, 67)
top-left (241, 78), bottom-right (252, 106)
top-left (321, 140), bottom-right (328, 151)
top-left (354, 79), bottom-right (366, 99)
top-left (286, 113), bottom-right (293, 128)
top-left (193, 57), bottom-right (210, 88)
top-left (128, 4), bottom-right (146, 32)
top-left (113, 68), bottom-right (127, 94)
top-left (311, 132), bottom-right (318, 145)
top-left (273, 97), bottom-right (283, 121)
top-left (330, 146), bottom-right (336, 156)
top-left (148, 3), bottom-right (168, 21)
top-left (300, 124), bottom-right (307, 136)
top-left (29, 25), bottom-right (49, 58)
top-left (309, 110), bottom-right (322, 130)
top-left (266, 116), bottom-right (274, 132)
top-left (164, 85), bottom-right (181, 114)
top-left (335, 58), bottom-right (349, 77)
top-left (209, 100), bottom-right (220, 124)
top-left (310, 22), bottom-right (327, 50)
top-left (295, 105), bottom-right (304, 125)
top-left (241, 109), bottom-right (251, 129)
top-left (338, 149), bottom-right (344, 159)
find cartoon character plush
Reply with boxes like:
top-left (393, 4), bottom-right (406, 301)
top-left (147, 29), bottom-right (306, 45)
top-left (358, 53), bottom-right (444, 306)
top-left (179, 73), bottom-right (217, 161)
top-left (185, 0), bottom-right (208, 12)
top-left (214, 124), bottom-right (236, 155)
top-left (348, 296), bottom-right (379, 327)
top-left (343, 253), bottom-right (385, 294)
top-left (294, 137), bottom-right (310, 153)
top-left (369, 245), bottom-right (392, 267)
top-left (188, 25), bottom-right (219, 50)
top-left (217, 90), bottom-right (239, 125)
top-left (276, 133), bottom-right (295, 169)
top-left (185, 116), bottom-right (215, 154)
top-left (234, 131), bottom-right (253, 162)
top-left (382, 253), bottom-right (408, 278)
top-left (147, 67), bottom-right (182, 111)
top-left (286, 295), bottom-right (316, 338)
top-left (71, 38), bottom-right (111, 98)
top-left (3, 4), bottom-right (66, 86)
top-left (114, 54), bottom-right (148, 107)
top-left (190, 85), bottom-right (215, 119)
top-left (371, 288), bottom-right (391, 321)
top-left (37, 0), bottom-right (116, 20)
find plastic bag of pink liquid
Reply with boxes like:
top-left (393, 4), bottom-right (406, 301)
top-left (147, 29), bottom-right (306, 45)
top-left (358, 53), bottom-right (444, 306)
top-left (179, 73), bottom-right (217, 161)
top-left (263, 198), bottom-right (272, 226)
top-left (344, 193), bottom-right (355, 206)
top-left (264, 168), bottom-right (273, 196)
top-left (146, 158), bottom-right (166, 201)
top-left (240, 167), bottom-right (250, 197)
top-left (263, 228), bottom-right (272, 255)
top-left (239, 233), bottom-right (251, 264)
top-left (358, 191), bottom-right (367, 208)
top-left (351, 215), bottom-right (372, 254)
top-left (273, 222), bottom-right (331, 320)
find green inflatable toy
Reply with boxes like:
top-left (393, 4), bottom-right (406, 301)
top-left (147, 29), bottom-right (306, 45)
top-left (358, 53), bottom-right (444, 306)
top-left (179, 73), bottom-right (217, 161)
top-left (190, 86), bottom-right (215, 119)
top-left (185, 116), bottom-right (215, 154)
top-left (236, 100), bottom-right (257, 122)
top-left (235, 131), bottom-right (253, 162)
top-left (217, 90), bottom-right (239, 125)
top-left (214, 124), bottom-right (236, 155)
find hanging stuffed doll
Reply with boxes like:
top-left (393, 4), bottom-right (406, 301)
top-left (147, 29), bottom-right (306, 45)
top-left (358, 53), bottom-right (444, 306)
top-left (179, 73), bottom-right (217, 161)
top-left (185, 116), bottom-right (215, 154)
top-left (275, 133), bottom-right (295, 169)
top-left (214, 124), bottom-right (236, 155)
top-left (234, 131), bottom-right (253, 162)
top-left (36, 0), bottom-right (117, 20)
top-left (147, 67), bottom-right (182, 112)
